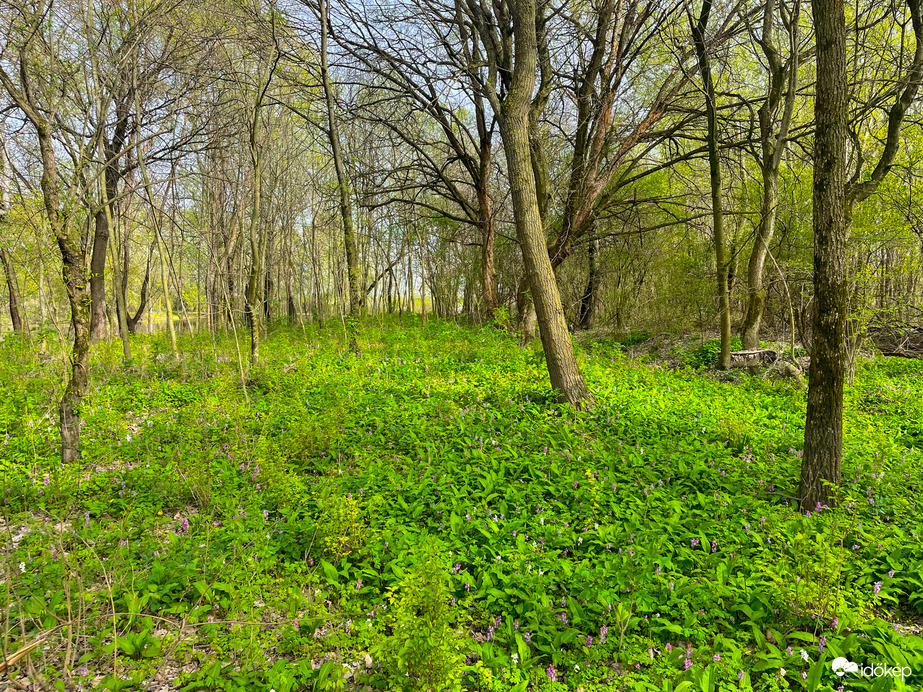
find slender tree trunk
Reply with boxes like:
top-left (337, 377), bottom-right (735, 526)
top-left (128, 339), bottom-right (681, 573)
top-left (692, 0), bottom-right (731, 369)
top-left (244, 60), bottom-right (273, 365)
top-left (103, 195), bottom-right (131, 362)
top-left (0, 247), bottom-right (23, 332)
top-left (38, 253), bottom-right (47, 324)
top-left (477, 112), bottom-right (498, 321)
top-left (577, 237), bottom-right (599, 330)
top-left (126, 249), bottom-right (151, 334)
top-left (741, 0), bottom-right (800, 350)
top-left (320, 0), bottom-right (361, 352)
top-left (417, 226), bottom-right (428, 322)
top-left (156, 226), bottom-right (178, 355)
top-left (89, 209), bottom-right (109, 342)
top-left (407, 246), bottom-right (414, 314)
top-left (800, 0), bottom-right (848, 511)
top-left (40, 135), bottom-right (90, 464)
top-left (479, 182), bottom-right (498, 321)
top-left (742, 167), bottom-right (779, 350)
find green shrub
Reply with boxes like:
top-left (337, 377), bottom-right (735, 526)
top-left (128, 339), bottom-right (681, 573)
top-left (373, 545), bottom-right (467, 691)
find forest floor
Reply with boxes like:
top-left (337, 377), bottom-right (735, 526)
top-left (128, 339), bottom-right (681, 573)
top-left (2, 318), bottom-right (923, 692)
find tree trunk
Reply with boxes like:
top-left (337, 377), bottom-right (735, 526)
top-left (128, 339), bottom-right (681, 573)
top-left (478, 170), bottom-right (498, 321)
top-left (577, 237), bottom-right (599, 330)
top-left (103, 192), bottom-right (131, 363)
top-left (495, 0), bottom-right (593, 407)
top-left (0, 137), bottom-right (20, 333)
top-left (89, 209), bottom-right (109, 342)
top-left (243, 51), bottom-right (275, 366)
top-left (126, 250), bottom-right (151, 334)
top-left (0, 246), bottom-right (23, 332)
top-left (741, 0), bottom-right (800, 350)
top-left (692, 0), bottom-right (731, 370)
top-left (800, 0), bottom-right (848, 511)
top-left (742, 167), bottom-right (778, 350)
top-left (320, 0), bottom-right (361, 353)
top-left (39, 128), bottom-right (90, 464)
top-left (156, 226), bottom-right (178, 355)
top-left (244, 200), bottom-right (262, 364)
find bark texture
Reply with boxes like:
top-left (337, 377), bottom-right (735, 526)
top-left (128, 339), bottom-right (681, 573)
top-left (692, 0), bottom-right (731, 370)
top-left (493, 0), bottom-right (594, 407)
top-left (741, 0), bottom-right (799, 350)
top-left (800, 0), bottom-right (848, 511)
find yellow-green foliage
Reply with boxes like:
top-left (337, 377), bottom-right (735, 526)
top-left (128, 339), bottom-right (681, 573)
top-left (317, 487), bottom-right (365, 559)
top-left (374, 546), bottom-right (467, 692)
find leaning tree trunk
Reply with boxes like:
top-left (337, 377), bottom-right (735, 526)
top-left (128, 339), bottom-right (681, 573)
top-left (496, 0), bottom-right (593, 407)
top-left (0, 50), bottom-right (92, 462)
top-left (126, 251), bottom-right (151, 334)
top-left (800, 0), bottom-right (848, 511)
top-left (0, 142), bottom-right (24, 333)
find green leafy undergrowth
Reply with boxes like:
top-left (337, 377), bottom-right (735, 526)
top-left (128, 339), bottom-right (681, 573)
top-left (2, 319), bottom-right (922, 691)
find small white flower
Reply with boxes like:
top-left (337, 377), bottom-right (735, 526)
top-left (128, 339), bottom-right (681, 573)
top-left (574, 664), bottom-right (581, 672)
top-left (800, 649), bottom-right (809, 662)
top-left (19, 562), bottom-right (26, 573)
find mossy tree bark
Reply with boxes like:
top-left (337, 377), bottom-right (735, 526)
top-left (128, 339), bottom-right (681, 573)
top-left (800, 0), bottom-right (923, 510)
top-left (0, 63), bottom-right (91, 463)
top-left (800, 0), bottom-right (848, 511)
